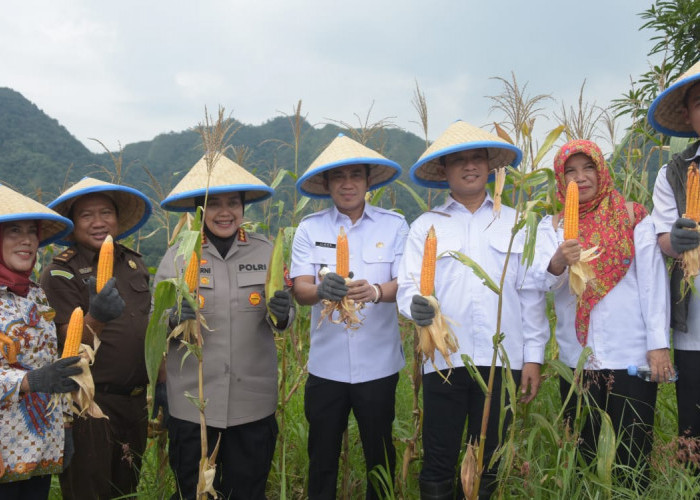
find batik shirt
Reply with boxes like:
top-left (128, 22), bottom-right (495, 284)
top-left (0, 284), bottom-right (66, 482)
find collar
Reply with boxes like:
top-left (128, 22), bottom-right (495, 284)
top-left (441, 192), bottom-right (493, 213)
top-left (330, 202), bottom-right (375, 224)
top-left (685, 142), bottom-right (700, 162)
top-left (74, 241), bottom-right (122, 263)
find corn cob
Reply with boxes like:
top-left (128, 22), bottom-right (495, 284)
top-left (686, 163), bottom-right (700, 222)
top-left (420, 226), bottom-right (437, 296)
top-left (62, 307), bottom-right (84, 358)
top-left (563, 181), bottom-right (579, 240)
top-left (265, 228), bottom-right (286, 325)
top-left (96, 235), bottom-right (114, 293)
top-left (336, 226), bottom-right (349, 278)
top-left (184, 251), bottom-right (199, 292)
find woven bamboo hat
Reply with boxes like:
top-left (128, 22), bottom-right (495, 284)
top-left (296, 133), bottom-right (402, 198)
top-left (161, 154), bottom-right (274, 212)
top-left (648, 60), bottom-right (700, 137)
top-left (410, 120), bottom-right (522, 189)
top-left (0, 184), bottom-right (73, 246)
top-left (49, 177), bottom-right (152, 245)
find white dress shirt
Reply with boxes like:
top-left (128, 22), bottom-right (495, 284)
top-left (533, 214), bottom-right (670, 369)
top-left (652, 145), bottom-right (700, 350)
top-left (396, 194), bottom-right (548, 373)
top-left (290, 204), bottom-right (409, 383)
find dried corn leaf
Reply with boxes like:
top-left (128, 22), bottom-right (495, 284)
top-left (568, 246), bottom-right (599, 300)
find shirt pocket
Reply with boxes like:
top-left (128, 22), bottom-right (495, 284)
top-left (487, 228), bottom-right (525, 284)
top-left (129, 274), bottom-right (151, 314)
top-left (361, 246), bottom-right (395, 279)
top-left (236, 271), bottom-right (266, 312)
top-left (434, 237), bottom-right (463, 285)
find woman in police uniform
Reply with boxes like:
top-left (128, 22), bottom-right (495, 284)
top-left (155, 154), bottom-right (291, 500)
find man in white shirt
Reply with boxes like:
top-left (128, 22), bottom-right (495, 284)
top-left (397, 120), bottom-right (548, 499)
top-left (649, 60), bottom-right (700, 441)
top-left (290, 134), bottom-right (408, 500)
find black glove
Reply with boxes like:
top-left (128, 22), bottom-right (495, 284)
top-left (63, 426), bottom-right (74, 471)
top-left (88, 276), bottom-right (125, 323)
top-left (671, 217), bottom-right (700, 254)
top-left (169, 298), bottom-right (196, 329)
top-left (411, 295), bottom-right (435, 327)
top-left (151, 381), bottom-right (169, 426)
top-left (317, 272), bottom-right (348, 301)
top-left (269, 290), bottom-right (292, 324)
top-left (26, 356), bottom-right (81, 394)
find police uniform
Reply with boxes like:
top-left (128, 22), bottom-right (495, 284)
top-left (154, 228), bottom-right (279, 500)
top-left (290, 204), bottom-right (408, 500)
top-left (40, 242), bottom-right (150, 499)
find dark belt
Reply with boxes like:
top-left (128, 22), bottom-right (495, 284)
top-left (94, 383), bottom-right (145, 397)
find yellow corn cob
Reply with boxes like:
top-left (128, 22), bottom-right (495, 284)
top-left (96, 235), bottom-right (114, 293)
top-left (265, 228), bottom-right (286, 325)
top-left (420, 225), bottom-right (437, 296)
top-left (62, 307), bottom-right (84, 358)
top-left (563, 181), bottom-right (579, 240)
top-left (184, 251), bottom-right (199, 292)
top-left (336, 226), bottom-right (349, 278)
top-left (686, 163), bottom-right (700, 222)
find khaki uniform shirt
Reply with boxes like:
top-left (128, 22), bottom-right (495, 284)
top-left (40, 243), bottom-right (151, 388)
top-left (154, 230), bottom-right (278, 428)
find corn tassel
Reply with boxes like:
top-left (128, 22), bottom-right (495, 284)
top-left (682, 162), bottom-right (700, 288)
top-left (420, 226), bottom-right (437, 296)
top-left (96, 235), bottom-right (114, 293)
top-left (336, 226), bottom-right (349, 278)
top-left (62, 307), bottom-right (83, 358)
top-left (563, 181), bottom-right (579, 240)
top-left (415, 226), bottom-right (459, 374)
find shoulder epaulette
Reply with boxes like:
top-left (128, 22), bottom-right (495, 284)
top-left (371, 206), bottom-right (406, 219)
top-left (248, 232), bottom-right (273, 245)
top-left (53, 247), bottom-right (77, 263)
top-left (119, 243), bottom-right (142, 257)
top-left (300, 208), bottom-right (332, 222)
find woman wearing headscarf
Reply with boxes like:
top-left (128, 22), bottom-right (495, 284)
top-left (534, 139), bottom-right (673, 486)
top-left (0, 185), bottom-right (81, 500)
top-left (156, 154), bottom-right (292, 500)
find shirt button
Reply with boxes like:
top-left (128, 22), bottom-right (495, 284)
top-left (378, 256), bottom-right (383, 260)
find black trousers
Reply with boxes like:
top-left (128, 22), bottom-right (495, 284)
top-left (675, 349), bottom-right (700, 438)
top-left (304, 372), bottom-right (399, 500)
top-left (167, 413), bottom-right (278, 500)
top-left (559, 369), bottom-right (656, 487)
top-left (420, 366), bottom-right (520, 498)
top-left (0, 475), bottom-right (51, 500)
top-left (60, 390), bottom-right (148, 500)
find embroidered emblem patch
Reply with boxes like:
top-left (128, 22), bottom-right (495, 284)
top-left (201, 276), bottom-right (210, 286)
top-left (376, 242), bottom-right (384, 248)
top-left (49, 270), bottom-right (74, 280)
top-left (78, 267), bottom-right (93, 274)
top-left (248, 291), bottom-right (261, 306)
top-left (128, 259), bottom-right (137, 269)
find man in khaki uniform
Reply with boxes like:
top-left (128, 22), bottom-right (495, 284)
top-left (156, 154), bottom-right (291, 500)
top-left (40, 178), bottom-right (153, 499)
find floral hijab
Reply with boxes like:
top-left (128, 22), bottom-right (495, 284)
top-left (554, 140), bottom-right (647, 346)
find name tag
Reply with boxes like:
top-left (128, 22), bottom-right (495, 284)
top-left (315, 241), bottom-right (336, 249)
top-left (238, 263), bottom-right (267, 272)
top-left (199, 266), bottom-right (213, 288)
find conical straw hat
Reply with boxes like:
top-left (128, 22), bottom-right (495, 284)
top-left (161, 154), bottom-right (274, 212)
top-left (410, 120), bottom-right (522, 189)
top-left (0, 184), bottom-right (73, 246)
top-left (49, 177), bottom-right (152, 245)
top-left (648, 60), bottom-right (700, 137)
top-left (296, 133), bottom-right (402, 198)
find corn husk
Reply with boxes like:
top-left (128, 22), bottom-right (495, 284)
top-left (318, 277), bottom-right (365, 330)
top-left (49, 343), bottom-right (106, 419)
top-left (415, 295), bottom-right (459, 375)
top-left (492, 167), bottom-right (507, 218)
top-left (265, 228), bottom-right (286, 326)
top-left (461, 439), bottom-right (478, 499)
top-left (568, 246), bottom-right (599, 300)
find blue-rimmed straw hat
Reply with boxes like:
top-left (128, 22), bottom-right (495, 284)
top-left (648, 60), bottom-right (700, 138)
top-left (160, 154), bottom-right (274, 212)
top-left (410, 120), bottom-right (522, 189)
top-left (296, 133), bottom-right (402, 198)
top-left (49, 177), bottom-right (152, 244)
top-left (0, 184), bottom-right (73, 246)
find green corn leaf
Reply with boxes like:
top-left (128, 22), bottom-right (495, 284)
top-left (445, 251), bottom-right (500, 294)
top-left (596, 410), bottom-right (616, 486)
top-left (395, 180), bottom-right (429, 213)
top-left (144, 279), bottom-right (177, 394)
top-left (532, 125), bottom-right (566, 167)
top-left (265, 227), bottom-right (286, 326)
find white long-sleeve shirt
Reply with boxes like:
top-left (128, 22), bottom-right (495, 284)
top-left (652, 150), bottom-right (700, 351)
top-left (397, 194), bottom-right (548, 372)
top-left (532, 214), bottom-right (670, 369)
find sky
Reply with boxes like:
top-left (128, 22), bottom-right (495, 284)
top-left (0, 1), bottom-right (657, 154)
